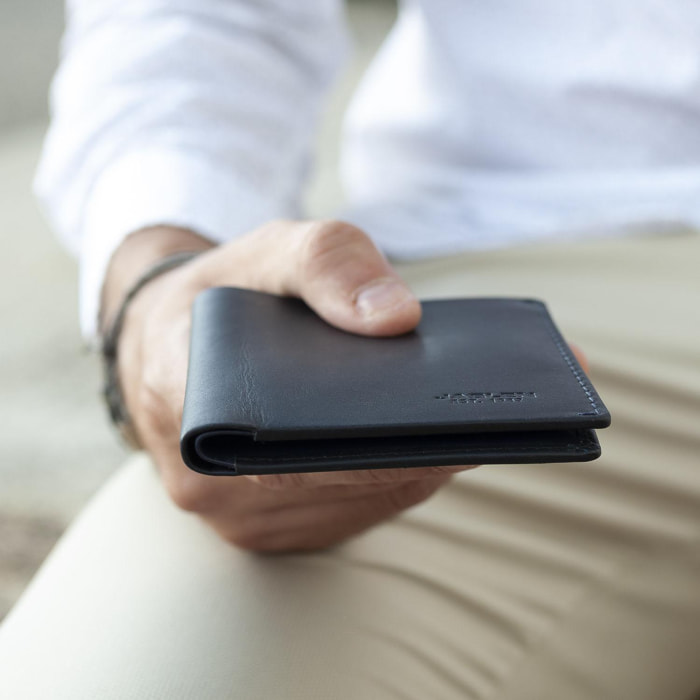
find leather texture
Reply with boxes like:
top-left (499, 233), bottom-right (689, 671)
top-left (180, 288), bottom-right (610, 475)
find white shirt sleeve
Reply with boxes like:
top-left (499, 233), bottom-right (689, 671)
top-left (35, 0), bottom-right (349, 341)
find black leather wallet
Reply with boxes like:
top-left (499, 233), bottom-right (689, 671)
top-left (180, 288), bottom-right (610, 475)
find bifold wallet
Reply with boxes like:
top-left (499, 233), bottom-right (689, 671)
top-left (180, 287), bottom-right (610, 476)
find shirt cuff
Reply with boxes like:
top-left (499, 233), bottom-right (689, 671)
top-left (79, 149), bottom-right (286, 344)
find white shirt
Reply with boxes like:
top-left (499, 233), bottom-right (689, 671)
top-left (36, 0), bottom-right (700, 340)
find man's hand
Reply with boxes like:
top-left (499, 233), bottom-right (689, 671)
top-left (103, 220), bottom-right (476, 552)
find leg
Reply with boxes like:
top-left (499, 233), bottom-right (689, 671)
top-left (400, 228), bottom-right (700, 699)
top-left (1, 230), bottom-right (699, 699)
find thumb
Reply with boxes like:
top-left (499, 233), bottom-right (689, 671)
top-left (288, 220), bottom-right (422, 337)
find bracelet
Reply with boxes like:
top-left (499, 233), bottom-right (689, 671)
top-left (101, 250), bottom-right (202, 447)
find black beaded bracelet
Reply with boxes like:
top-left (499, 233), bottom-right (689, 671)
top-left (101, 250), bottom-right (201, 447)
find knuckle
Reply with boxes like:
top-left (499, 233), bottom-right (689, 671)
top-left (300, 220), bottom-right (371, 274)
top-left (384, 479), bottom-right (442, 512)
top-left (166, 471), bottom-right (218, 513)
top-left (223, 518), bottom-right (282, 552)
top-left (256, 218), bottom-right (294, 238)
top-left (221, 510), bottom-right (328, 553)
top-left (224, 526), bottom-right (270, 552)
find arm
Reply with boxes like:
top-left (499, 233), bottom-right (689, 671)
top-left (38, 0), bottom-right (474, 552)
top-left (36, 0), bottom-right (350, 340)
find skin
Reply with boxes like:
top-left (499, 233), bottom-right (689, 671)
top-left (103, 220), bottom-right (587, 553)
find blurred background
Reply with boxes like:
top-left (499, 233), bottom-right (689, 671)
top-left (0, 0), bottom-right (397, 620)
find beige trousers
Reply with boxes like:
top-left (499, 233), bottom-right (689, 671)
top-left (1, 230), bottom-right (699, 699)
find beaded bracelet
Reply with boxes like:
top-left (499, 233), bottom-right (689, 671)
top-left (101, 251), bottom-right (201, 447)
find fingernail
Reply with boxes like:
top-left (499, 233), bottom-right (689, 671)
top-left (355, 279), bottom-right (414, 317)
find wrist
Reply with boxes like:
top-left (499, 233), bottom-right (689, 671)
top-left (99, 226), bottom-right (213, 447)
top-left (100, 225), bottom-right (214, 334)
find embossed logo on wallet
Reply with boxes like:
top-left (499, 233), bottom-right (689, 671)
top-left (435, 392), bottom-right (538, 405)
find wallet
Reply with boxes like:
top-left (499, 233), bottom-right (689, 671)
top-left (180, 287), bottom-right (610, 475)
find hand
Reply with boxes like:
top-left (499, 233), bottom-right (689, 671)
top-left (104, 220), bottom-right (476, 552)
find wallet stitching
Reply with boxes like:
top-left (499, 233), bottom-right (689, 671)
top-left (538, 306), bottom-right (601, 415)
